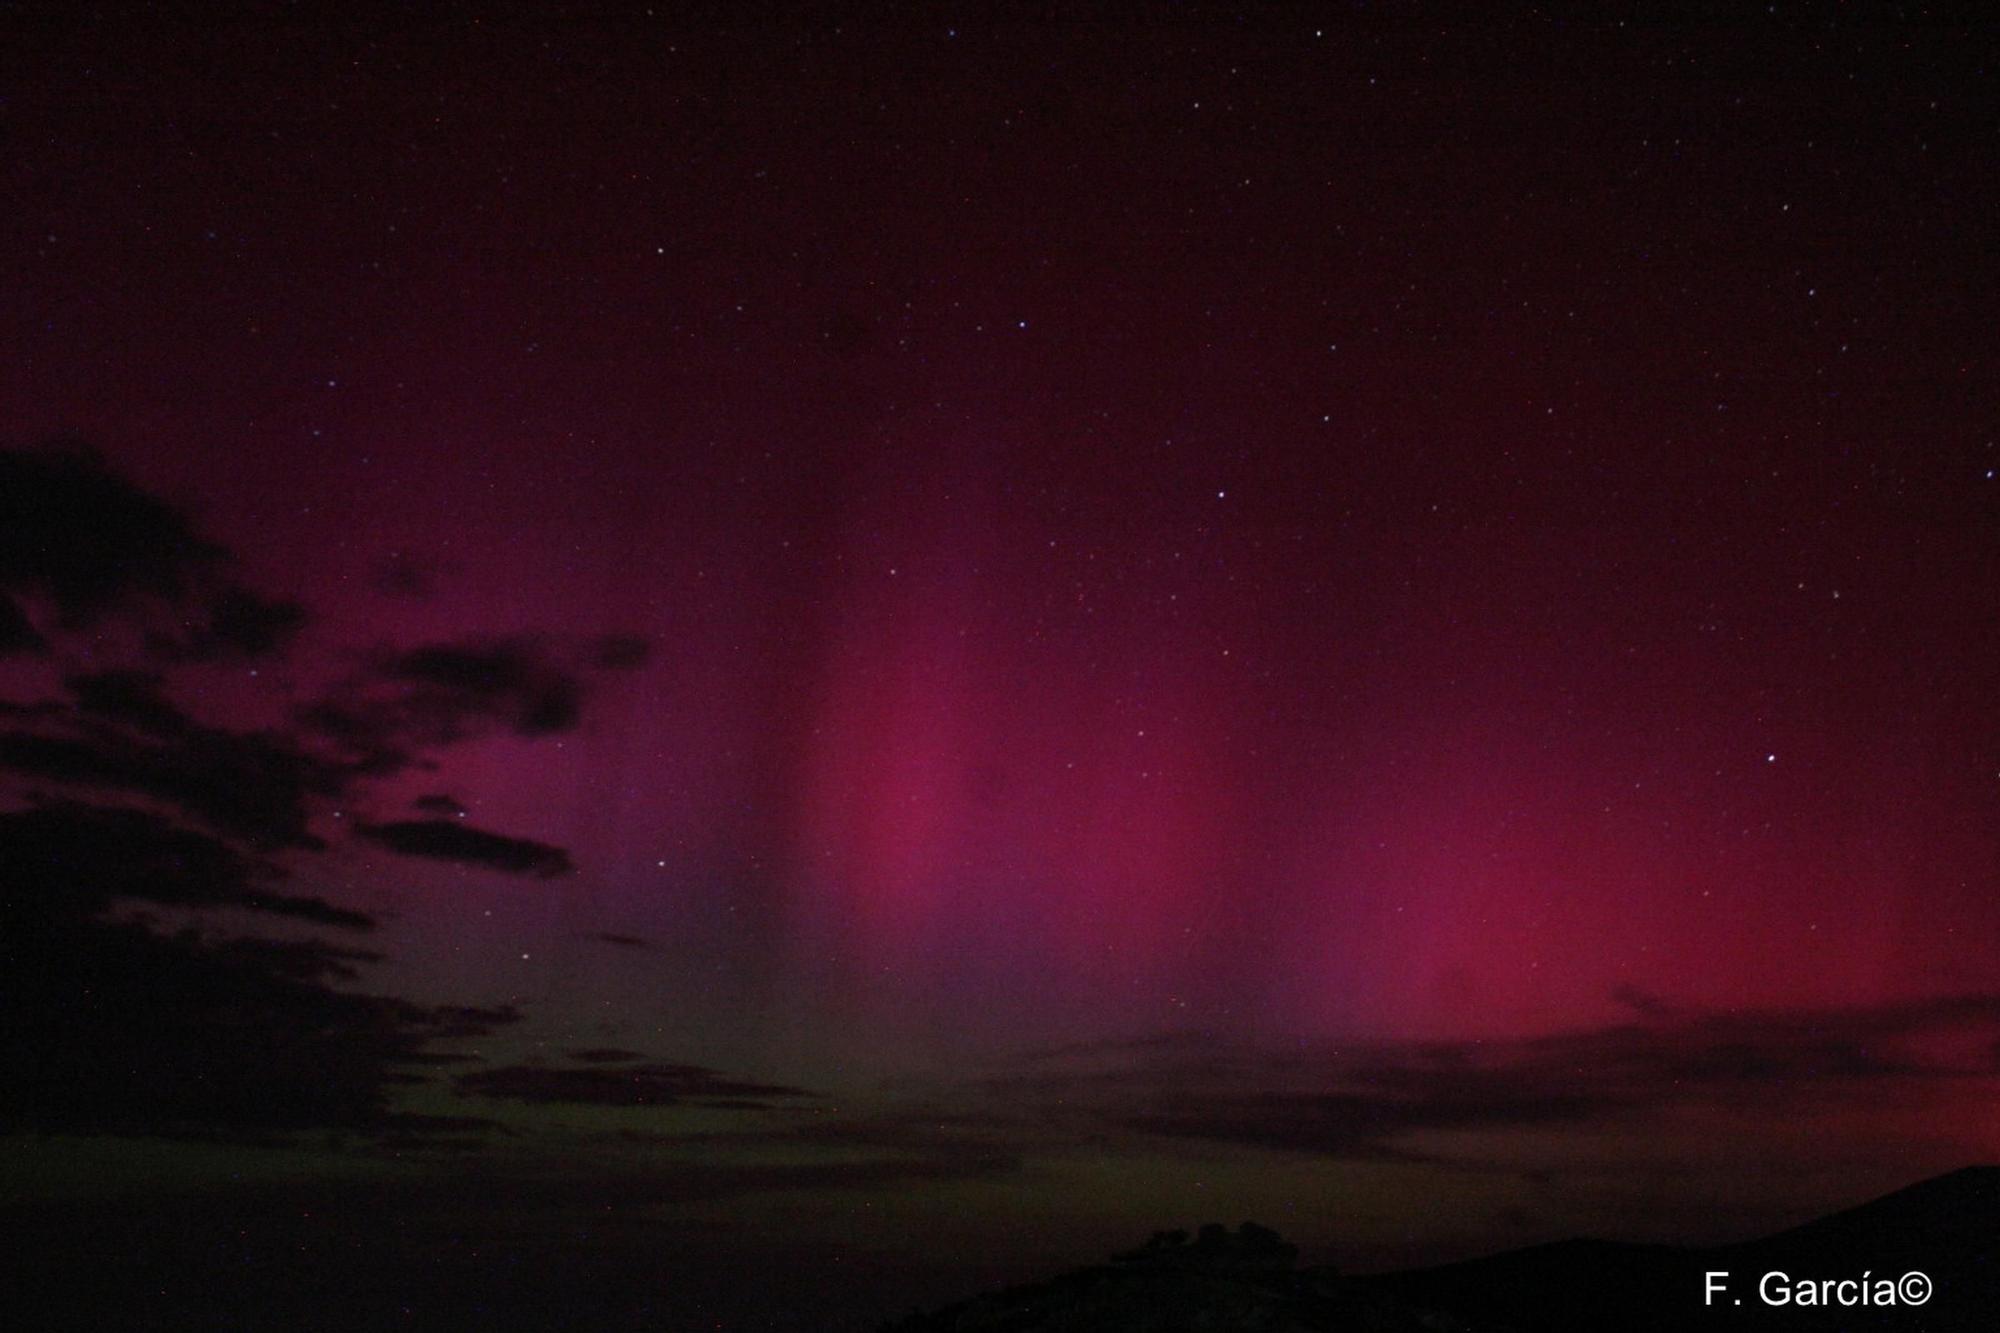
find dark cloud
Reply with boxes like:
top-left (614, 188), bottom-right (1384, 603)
top-left (0, 595), bottom-right (44, 654)
top-left (1, 676), bottom-right (341, 850)
top-left (457, 1063), bottom-right (812, 1107)
top-left (225, 890), bottom-right (377, 931)
top-left (412, 792), bottom-right (467, 816)
top-left (567, 1048), bottom-right (644, 1064)
top-left (297, 636), bottom-right (622, 779)
top-left (0, 804), bottom-right (517, 1137)
top-left (293, 632), bottom-right (651, 786)
top-left (1609, 985), bottom-right (1682, 1021)
top-left (0, 446), bottom-right (303, 664)
top-left (0, 924), bottom-right (515, 1137)
top-left (203, 934), bottom-right (384, 982)
top-left (0, 804), bottom-right (365, 931)
top-left (0, 448), bottom-right (623, 1144)
top-left (592, 634), bottom-right (651, 669)
top-left (290, 698), bottom-right (414, 777)
top-left (179, 585), bottom-right (307, 660)
top-left (356, 818), bottom-right (574, 878)
top-left (983, 994), bottom-right (2000, 1163)
top-left (649, 1152), bottom-right (1018, 1197)
top-left (1509, 992), bottom-right (2000, 1087)
top-left (386, 638), bottom-right (582, 735)
top-left (0, 444), bottom-right (221, 620)
top-left (370, 551), bottom-right (437, 598)
top-left (65, 670), bottom-right (187, 735)
top-left (426, 1004), bottom-right (528, 1041)
top-left (1126, 1087), bottom-right (1614, 1160)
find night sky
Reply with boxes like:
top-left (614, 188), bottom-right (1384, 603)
top-left (4, 7), bottom-right (1998, 1329)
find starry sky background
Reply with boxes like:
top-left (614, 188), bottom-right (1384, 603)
top-left (3, 6), bottom-right (1998, 1328)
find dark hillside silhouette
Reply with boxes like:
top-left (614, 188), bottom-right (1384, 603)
top-left (1362, 1166), bottom-right (2000, 1331)
top-left (884, 1169), bottom-right (2000, 1332)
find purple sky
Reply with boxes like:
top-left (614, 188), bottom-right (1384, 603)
top-left (4, 9), bottom-right (1997, 1325)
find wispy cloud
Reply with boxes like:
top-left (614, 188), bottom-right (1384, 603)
top-left (975, 994), bottom-right (2000, 1162)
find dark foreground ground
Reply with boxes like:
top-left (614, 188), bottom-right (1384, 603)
top-left (888, 1167), bottom-right (2000, 1332)
top-left (5, 1167), bottom-right (1994, 1330)
top-left (1361, 1165), bottom-right (2000, 1333)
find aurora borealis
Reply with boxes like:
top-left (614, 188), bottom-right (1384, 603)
top-left (4, 8), bottom-right (1998, 1329)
